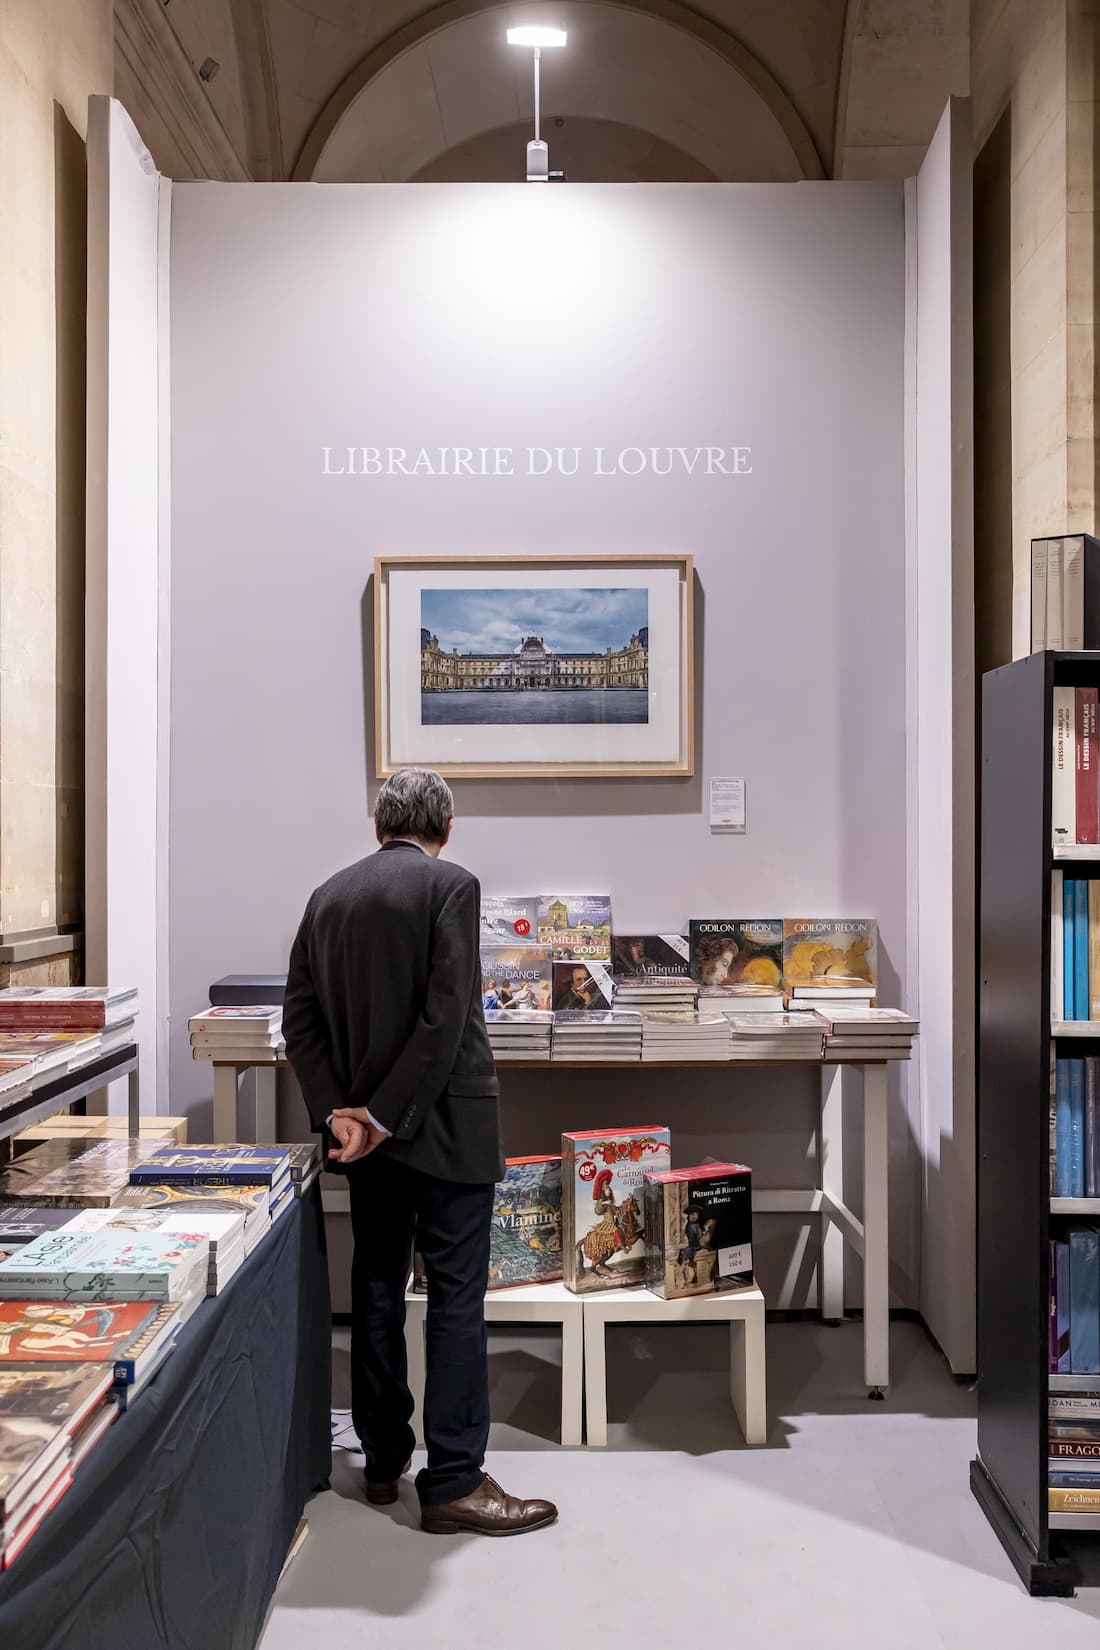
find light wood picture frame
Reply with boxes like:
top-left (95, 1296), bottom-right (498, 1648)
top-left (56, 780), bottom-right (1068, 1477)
top-left (374, 553), bottom-right (694, 779)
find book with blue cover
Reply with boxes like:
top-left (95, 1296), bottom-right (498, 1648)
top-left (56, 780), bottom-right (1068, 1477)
top-left (1069, 1226), bottom-right (1100, 1374)
top-left (1071, 1060), bottom-right (1088, 1198)
top-left (1056, 1060), bottom-right (1073, 1197)
top-left (1052, 1239), bottom-right (1072, 1373)
top-left (1065, 876), bottom-right (1076, 1019)
top-left (1075, 880), bottom-right (1090, 1020)
top-left (129, 1146), bottom-right (291, 1189)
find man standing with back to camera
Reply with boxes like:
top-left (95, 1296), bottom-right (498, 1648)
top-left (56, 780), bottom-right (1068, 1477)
top-left (283, 767), bottom-right (557, 1536)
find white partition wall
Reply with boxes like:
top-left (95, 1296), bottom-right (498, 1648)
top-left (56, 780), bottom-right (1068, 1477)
top-left (85, 97), bottom-right (170, 1111)
top-left (905, 99), bottom-right (976, 1373)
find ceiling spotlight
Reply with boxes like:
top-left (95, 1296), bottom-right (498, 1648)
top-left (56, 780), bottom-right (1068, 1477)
top-left (507, 27), bottom-right (568, 181)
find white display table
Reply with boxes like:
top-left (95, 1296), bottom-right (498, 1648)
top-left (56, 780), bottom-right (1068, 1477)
top-left (205, 1054), bottom-right (895, 1396)
top-left (404, 1279), bottom-right (584, 1448)
top-left (581, 1283), bottom-right (768, 1448)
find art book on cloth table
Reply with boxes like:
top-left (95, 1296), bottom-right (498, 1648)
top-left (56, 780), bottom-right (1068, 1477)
top-left (562, 1126), bottom-right (671, 1293)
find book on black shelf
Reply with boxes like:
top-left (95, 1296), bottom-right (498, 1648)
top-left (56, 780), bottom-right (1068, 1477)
top-left (536, 895), bottom-right (612, 961)
top-left (480, 896), bottom-right (539, 944)
top-left (1031, 534), bottom-right (1100, 654)
top-left (643, 1162), bottom-right (753, 1299)
top-left (480, 945), bottom-right (553, 1014)
top-left (0, 1031), bottom-right (101, 1079)
top-left (488, 1157), bottom-right (563, 1289)
top-left (1069, 1226), bottom-right (1100, 1374)
top-left (688, 920), bottom-right (783, 993)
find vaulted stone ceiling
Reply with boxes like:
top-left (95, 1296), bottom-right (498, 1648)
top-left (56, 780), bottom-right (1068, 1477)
top-left (114, 0), bottom-right (969, 183)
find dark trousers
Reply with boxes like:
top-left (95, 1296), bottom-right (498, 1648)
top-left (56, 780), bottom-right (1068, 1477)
top-left (347, 1156), bottom-right (494, 1507)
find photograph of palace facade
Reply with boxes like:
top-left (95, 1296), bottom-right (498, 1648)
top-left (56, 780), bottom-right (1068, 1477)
top-left (420, 629), bottom-right (649, 693)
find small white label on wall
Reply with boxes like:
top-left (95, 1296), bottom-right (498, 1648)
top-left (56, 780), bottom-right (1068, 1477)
top-left (710, 777), bottom-right (745, 832)
top-left (719, 1242), bottom-right (752, 1277)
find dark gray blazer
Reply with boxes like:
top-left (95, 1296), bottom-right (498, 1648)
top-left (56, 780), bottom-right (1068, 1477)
top-left (283, 840), bottom-right (503, 1184)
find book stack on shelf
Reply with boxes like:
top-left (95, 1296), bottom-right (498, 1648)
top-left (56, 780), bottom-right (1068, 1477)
top-left (700, 987), bottom-right (785, 1020)
top-left (728, 1014), bottom-right (825, 1061)
top-left (1051, 682), bottom-right (1100, 862)
top-left (638, 1008), bottom-right (731, 1062)
top-left (0, 1061), bottom-right (35, 1118)
top-left (270, 1142), bottom-right (321, 1198)
top-left (129, 1145), bottom-right (295, 1227)
top-left (0, 988), bottom-right (140, 1080)
top-left (551, 1010), bottom-right (643, 1063)
top-left (0, 1363), bottom-right (117, 1568)
top-left (1048, 1387), bottom-right (1100, 1516)
top-left (611, 935), bottom-right (697, 1012)
top-left (814, 1006), bottom-right (919, 1062)
top-left (188, 1007), bottom-right (284, 1064)
top-left (483, 1010), bottom-right (553, 1062)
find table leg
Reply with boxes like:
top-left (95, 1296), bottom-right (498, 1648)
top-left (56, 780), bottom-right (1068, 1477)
top-left (127, 1057), bottom-right (141, 1136)
top-left (559, 1310), bottom-right (583, 1448)
top-left (406, 1304), bottom-right (427, 1449)
top-left (730, 1311), bottom-right (768, 1446)
top-left (251, 1067), bottom-right (278, 1143)
top-left (212, 1065), bottom-right (240, 1143)
top-left (819, 1062), bottom-right (845, 1322)
top-left (582, 1309), bottom-right (608, 1447)
top-left (861, 1063), bottom-right (890, 1397)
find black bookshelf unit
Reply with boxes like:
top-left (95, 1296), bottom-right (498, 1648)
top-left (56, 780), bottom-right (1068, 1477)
top-left (972, 649), bottom-right (1100, 1594)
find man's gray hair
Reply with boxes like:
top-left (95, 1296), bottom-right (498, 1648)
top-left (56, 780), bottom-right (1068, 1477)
top-left (374, 768), bottom-right (454, 844)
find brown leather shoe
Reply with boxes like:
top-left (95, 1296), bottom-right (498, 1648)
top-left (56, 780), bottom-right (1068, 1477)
top-left (365, 1459), bottom-right (412, 1506)
top-left (420, 1474), bottom-right (557, 1536)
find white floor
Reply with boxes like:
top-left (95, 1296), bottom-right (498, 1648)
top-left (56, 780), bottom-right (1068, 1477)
top-left (260, 1318), bottom-right (1100, 1649)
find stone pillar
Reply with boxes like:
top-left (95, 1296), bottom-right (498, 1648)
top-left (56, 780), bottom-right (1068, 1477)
top-left (0, 1), bottom-right (113, 985)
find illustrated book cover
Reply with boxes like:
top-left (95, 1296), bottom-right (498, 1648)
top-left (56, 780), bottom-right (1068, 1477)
top-left (688, 921), bottom-right (784, 991)
top-left (0, 1300), bottom-right (162, 1363)
top-left (562, 1126), bottom-right (671, 1293)
top-left (537, 895), bottom-right (613, 960)
top-left (489, 1157), bottom-right (563, 1289)
top-left (0, 1365), bottom-right (113, 1428)
top-left (480, 945), bottom-right (553, 1012)
top-left (612, 934), bottom-right (692, 980)
top-left (480, 896), bottom-right (539, 943)
top-left (552, 961), bottom-right (614, 1013)
top-left (0, 1229), bottom-right (208, 1299)
top-left (642, 1162), bottom-right (753, 1298)
top-left (128, 1145), bottom-right (290, 1188)
top-left (782, 920), bottom-right (878, 990)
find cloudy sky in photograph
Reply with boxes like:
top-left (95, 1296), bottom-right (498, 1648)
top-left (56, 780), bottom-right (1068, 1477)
top-left (421, 587), bottom-right (648, 656)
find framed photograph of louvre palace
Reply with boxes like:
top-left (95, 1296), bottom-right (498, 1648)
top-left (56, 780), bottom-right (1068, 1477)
top-left (374, 554), bottom-right (694, 779)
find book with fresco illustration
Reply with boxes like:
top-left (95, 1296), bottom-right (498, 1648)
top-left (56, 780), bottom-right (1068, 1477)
top-left (561, 1126), bottom-right (671, 1294)
top-left (782, 920), bottom-right (878, 991)
top-left (480, 945), bottom-right (553, 1013)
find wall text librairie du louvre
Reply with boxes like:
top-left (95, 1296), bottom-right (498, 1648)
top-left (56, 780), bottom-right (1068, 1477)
top-left (320, 445), bottom-right (754, 478)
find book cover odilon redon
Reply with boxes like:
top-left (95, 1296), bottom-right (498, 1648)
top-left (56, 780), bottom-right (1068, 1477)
top-left (562, 1127), bottom-right (671, 1293)
top-left (537, 896), bottom-right (613, 960)
top-left (782, 920), bottom-right (878, 989)
top-left (643, 1162), bottom-right (753, 1299)
top-left (688, 921), bottom-right (784, 991)
top-left (489, 1157), bottom-right (563, 1288)
top-left (480, 945), bottom-right (553, 1012)
top-left (612, 935), bottom-right (692, 980)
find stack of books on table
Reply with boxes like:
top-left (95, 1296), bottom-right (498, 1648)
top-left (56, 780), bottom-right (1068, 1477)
top-left (66, 1204), bottom-right (249, 1296)
top-left (484, 1009), bottom-right (553, 1062)
top-left (639, 1009), bottom-right (731, 1062)
top-left (1049, 1387), bottom-right (1100, 1515)
top-left (265, 1142), bottom-right (322, 1197)
top-left (813, 1006), bottom-right (918, 1062)
top-left (0, 1140), bottom-right (163, 1209)
top-left (113, 1181), bottom-right (272, 1255)
top-left (699, 987), bottom-right (785, 1020)
top-left (551, 1010), bottom-right (643, 1062)
top-left (0, 1227), bottom-right (210, 1312)
top-left (188, 1007), bottom-right (284, 1064)
top-left (614, 980), bottom-right (698, 1013)
top-left (787, 985), bottom-right (875, 1011)
top-left (128, 1145), bottom-right (295, 1228)
top-left (728, 1013), bottom-right (825, 1061)
top-left (0, 1363), bottom-right (117, 1567)
top-left (0, 1295), bottom-right (184, 1430)
top-left (0, 987), bottom-right (137, 1033)
top-left (0, 1032), bottom-right (104, 1084)
top-left (0, 1058), bottom-right (36, 1116)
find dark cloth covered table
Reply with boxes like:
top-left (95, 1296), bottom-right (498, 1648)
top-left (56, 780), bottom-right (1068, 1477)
top-left (0, 1184), bottom-right (332, 1650)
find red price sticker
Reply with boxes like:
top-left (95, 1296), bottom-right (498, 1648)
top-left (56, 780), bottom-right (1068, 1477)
top-left (514, 919), bottom-right (532, 936)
